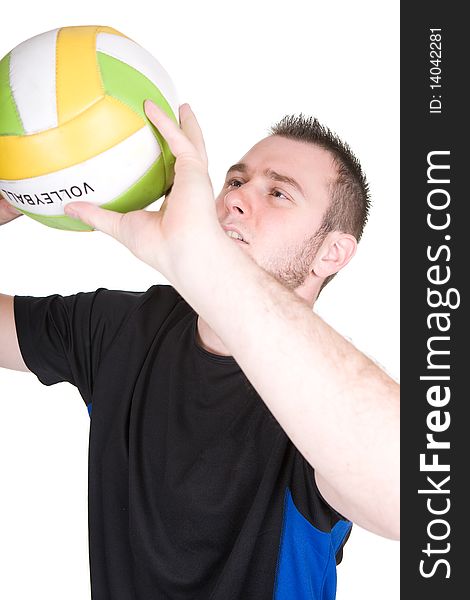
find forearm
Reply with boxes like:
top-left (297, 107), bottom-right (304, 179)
top-left (169, 232), bottom-right (400, 538)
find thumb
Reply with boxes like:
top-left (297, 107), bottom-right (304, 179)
top-left (64, 202), bottom-right (123, 238)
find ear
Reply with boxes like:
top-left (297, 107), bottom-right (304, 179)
top-left (311, 231), bottom-right (357, 278)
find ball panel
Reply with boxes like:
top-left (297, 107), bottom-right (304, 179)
top-left (14, 155), bottom-right (166, 232)
top-left (0, 53), bottom-right (25, 135)
top-left (0, 125), bottom-right (160, 215)
top-left (8, 28), bottom-right (58, 134)
top-left (96, 33), bottom-right (179, 118)
top-left (0, 96), bottom-right (145, 180)
top-left (56, 26), bottom-right (105, 125)
top-left (98, 51), bottom-right (176, 186)
top-left (16, 209), bottom-right (94, 232)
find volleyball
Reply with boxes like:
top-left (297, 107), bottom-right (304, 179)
top-left (0, 26), bottom-right (178, 231)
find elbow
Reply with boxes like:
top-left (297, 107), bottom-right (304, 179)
top-left (386, 521), bottom-right (400, 541)
top-left (364, 518), bottom-right (400, 541)
top-left (373, 506), bottom-right (400, 541)
top-left (358, 499), bottom-right (400, 541)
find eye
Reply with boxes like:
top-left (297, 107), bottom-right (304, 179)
top-left (271, 189), bottom-right (289, 201)
top-left (226, 178), bottom-right (244, 188)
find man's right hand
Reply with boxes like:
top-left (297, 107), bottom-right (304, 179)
top-left (0, 197), bottom-right (23, 225)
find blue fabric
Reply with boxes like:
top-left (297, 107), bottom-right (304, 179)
top-left (330, 519), bottom-right (352, 556)
top-left (87, 402), bottom-right (92, 417)
top-left (273, 489), bottom-right (352, 600)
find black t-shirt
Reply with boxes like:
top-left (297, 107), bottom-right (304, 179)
top-left (14, 285), bottom-right (352, 600)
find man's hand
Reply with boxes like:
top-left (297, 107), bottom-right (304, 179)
top-left (0, 197), bottom-right (23, 225)
top-left (64, 102), bottom-right (224, 279)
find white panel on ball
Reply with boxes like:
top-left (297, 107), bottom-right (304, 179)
top-left (9, 29), bottom-right (59, 134)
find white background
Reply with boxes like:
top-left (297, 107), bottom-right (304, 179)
top-left (0, 1), bottom-right (399, 598)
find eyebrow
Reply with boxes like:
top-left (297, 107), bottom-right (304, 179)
top-left (226, 163), bottom-right (305, 197)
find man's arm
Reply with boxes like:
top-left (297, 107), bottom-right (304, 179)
top-left (174, 247), bottom-right (400, 540)
top-left (0, 198), bottom-right (29, 373)
top-left (0, 294), bottom-right (29, 372)
top-left (64, 101), bottom-right (400, 540)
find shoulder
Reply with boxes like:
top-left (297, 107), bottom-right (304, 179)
top-left (89, 284), bottom-right (186, 319)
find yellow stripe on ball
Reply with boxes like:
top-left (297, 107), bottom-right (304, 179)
top-left (0, 96), bottom-right (144, 179)
top-left (56, 26), bottom-right (127, 125)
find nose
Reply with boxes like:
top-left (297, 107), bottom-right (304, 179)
top-left (223, 185), bottom-right (253, 217)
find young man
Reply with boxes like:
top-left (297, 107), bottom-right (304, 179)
top-left (0, 101), bottom-right (399, 599)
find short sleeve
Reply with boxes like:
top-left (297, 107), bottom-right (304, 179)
top-left (13, 286), bottom-right (161, 404)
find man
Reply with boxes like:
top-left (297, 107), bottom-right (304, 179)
top-left (0, 101), bottom-right (399, 599)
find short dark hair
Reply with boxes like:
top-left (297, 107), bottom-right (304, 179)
top-left (269, 114), bottom-right (371, 289)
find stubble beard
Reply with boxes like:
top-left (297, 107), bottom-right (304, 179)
top-left (261, 230), bottom-right (326, 291)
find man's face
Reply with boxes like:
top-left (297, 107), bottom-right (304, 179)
top-left (215, 135), bottom-right (336, 290)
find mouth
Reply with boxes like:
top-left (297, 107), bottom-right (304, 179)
top-left (223, 227), bottom-right (248, 244)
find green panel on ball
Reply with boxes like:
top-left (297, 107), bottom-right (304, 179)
top-left (0, 53), bottom-right (25, 135)
top-left (16, 210), bottom-right (94, 232)
top-left (16, 155), bottom-right (167, 232)
top-left (97, 51), bottom-right (176, 188)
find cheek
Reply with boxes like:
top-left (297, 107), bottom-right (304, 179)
top-left (251, 220), bottom-right (286, 255)
top-left (257, 217), bottom-right (313, 255)
top-left (258, 215), bottom-right (293, 241)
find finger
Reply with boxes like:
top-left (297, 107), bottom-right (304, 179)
top-left (64, 202), bottom-right (123, 239)
top-left (179, 104), bottom-right (208, 167)
top-left (0, 197), bottom-right (23, 223)
top-left (144, 100), bottom-right (197, 159)
top-left (0, 196), bottom-right (21, 213)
